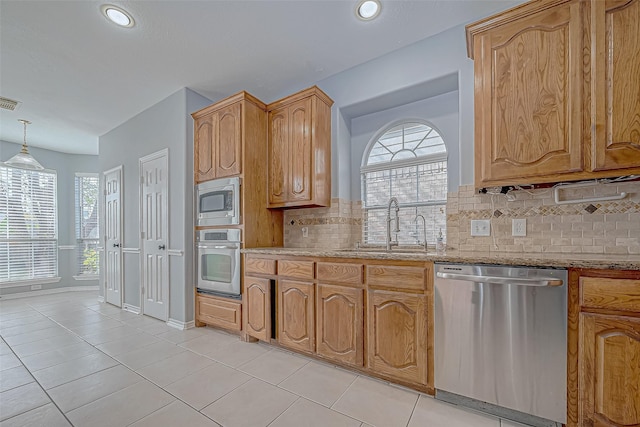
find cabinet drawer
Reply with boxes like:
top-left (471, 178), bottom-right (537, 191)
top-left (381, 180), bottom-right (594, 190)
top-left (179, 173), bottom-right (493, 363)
top-left (245, 257), bottom-right (276, 275)
top-left (317, 262), bottom-right (363, 285)
top-left (196, 294), bottom-right (242, 331)
top-left (366, 265), bottom-right (427, 291)
top-left (278, 260), bottom-right (315, 280)
top-left (581, 277), bottom-right (640, 313)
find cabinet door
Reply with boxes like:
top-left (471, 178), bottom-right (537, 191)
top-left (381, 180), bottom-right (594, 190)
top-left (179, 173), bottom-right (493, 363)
top-left (194, 113), bottom-right (217, 183)
top-left (316, 284), bottom-right (363, 367)
top-left (287, 97), bottom-right (313, 203)
top-left (473, 1), bottom-right (585, 186)
top-left (591, 0), bottom-right (640, 172)
top-left (367, 289), bottom-right (427, 385)
top-left (579, 313), bottom-right (640, 426)
top-left (216, 102), bottom-right (242, 178)
top-left (277, 280), bottom-right (315, 353)
top-left (195, 293), bottom-right (241, 331)
top-left (268, 107), bottom-right (289, 206)
top-left (243, 276), bottom-right (271, 341)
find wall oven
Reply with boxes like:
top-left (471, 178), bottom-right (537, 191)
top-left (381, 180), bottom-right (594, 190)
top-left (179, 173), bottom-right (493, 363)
top-left (196, 177), bottom-right (240, 227)
top-left (196, 229), bottom-right (241, 298)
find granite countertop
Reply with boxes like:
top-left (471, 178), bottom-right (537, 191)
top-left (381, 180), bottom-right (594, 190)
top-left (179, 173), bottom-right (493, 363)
top-left (242, 247), bottom-right (640, 271)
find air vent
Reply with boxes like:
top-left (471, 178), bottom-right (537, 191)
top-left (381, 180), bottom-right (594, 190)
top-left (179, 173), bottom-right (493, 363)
top-left (0, 97), bottom-right (21, 111)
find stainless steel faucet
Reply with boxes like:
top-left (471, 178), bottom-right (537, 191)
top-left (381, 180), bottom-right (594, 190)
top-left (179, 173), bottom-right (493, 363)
top-left (414, 214), bottom-right (428, 251)
top-left (386, 197), bottom-right (400, 250)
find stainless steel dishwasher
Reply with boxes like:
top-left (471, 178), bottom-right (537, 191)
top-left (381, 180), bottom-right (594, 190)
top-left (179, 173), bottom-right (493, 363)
top-left (434, 263), bottom-right (567, 427)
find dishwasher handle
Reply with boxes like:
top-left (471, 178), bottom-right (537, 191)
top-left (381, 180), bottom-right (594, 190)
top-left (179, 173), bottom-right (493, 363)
top-left (436, 272), bottom-right (563, 287)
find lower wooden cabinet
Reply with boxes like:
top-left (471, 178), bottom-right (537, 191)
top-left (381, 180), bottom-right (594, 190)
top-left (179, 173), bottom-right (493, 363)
top-left (243, 276), bottom-right (271, 341)
top-left (367, 289), bottom-right (428, 385)
top-left (277, 280), bottom-right (315, 353)
top-left (579, 313), bottom-right (640, 426)
top-left (316, 283), bottom-right (363, 367)
top-left (195, 293), bottom-right (241, 331)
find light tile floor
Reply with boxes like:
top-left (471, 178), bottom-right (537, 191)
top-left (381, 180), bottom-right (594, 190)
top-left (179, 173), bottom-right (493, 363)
top-left (0, 291), bottom-right (531, 427)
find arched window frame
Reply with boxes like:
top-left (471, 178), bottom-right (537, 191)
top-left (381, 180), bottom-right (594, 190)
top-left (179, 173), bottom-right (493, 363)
top-left (360, 120), bottom-right (448, 246)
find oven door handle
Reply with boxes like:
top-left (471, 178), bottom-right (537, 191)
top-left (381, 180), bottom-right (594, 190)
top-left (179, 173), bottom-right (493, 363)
top-left (197, 244), bottom-right (239, 250)
top-left (436, 272), bottom-right (563, 287)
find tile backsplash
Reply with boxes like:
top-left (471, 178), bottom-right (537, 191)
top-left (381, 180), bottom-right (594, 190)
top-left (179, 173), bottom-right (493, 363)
top-left (447, 181), bottom-right (640, 254)
top-left (283, 181), bottom-right (640, 254)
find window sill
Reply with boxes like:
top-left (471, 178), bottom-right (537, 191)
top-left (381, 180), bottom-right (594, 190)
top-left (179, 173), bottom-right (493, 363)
top-left (0, 277), bottom-right (62, 289)
top-left (73, 275), bottom-right (99, 281)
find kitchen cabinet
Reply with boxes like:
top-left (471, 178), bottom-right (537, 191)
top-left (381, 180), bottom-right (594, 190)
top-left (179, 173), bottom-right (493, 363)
top-left (467, 0), bottom-right (640, 189)
top-left (267, 86), bottom-right (333, 208)
top-left (195, 292), bottom-right (242, 331)
top-left (591, 0), bottom-right (640, 171)
top-left (568, 269), bottom-right (640, 427)
top-left (277, 280), bottom-right (315, 353)
top-left (365, 262), bottom-right (430, 386)
top-left (316, 261), bottom-right (364, 367)
top-left (193, 101), bottom-right (242, 182)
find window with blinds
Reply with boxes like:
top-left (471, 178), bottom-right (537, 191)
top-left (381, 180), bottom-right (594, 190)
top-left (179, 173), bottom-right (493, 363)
top-left (75, 174), bottom-right (99, 277)
top-left (0, 166), bottom-right (58, 283)
top-left (361, 122), bottom-right (447, 245)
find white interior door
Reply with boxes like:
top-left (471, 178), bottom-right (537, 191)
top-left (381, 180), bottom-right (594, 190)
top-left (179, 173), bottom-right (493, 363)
top-left (140, 150), bottom-right (169, 321)
top-left (104, 166), bottom-right (123, 307)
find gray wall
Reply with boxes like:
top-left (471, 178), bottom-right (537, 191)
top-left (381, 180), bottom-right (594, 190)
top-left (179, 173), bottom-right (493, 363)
top-left (349, 91), bottom-right (459, 199)
top-left (98, 88), bottom-right (211, 323)
top-left (317, 23), bottom-right (474, 199)
top-left (0, 141), bottom-right (99, 296)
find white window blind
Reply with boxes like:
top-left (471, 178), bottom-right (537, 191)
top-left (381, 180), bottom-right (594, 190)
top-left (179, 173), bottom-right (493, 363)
top-left (75, 174), bottom-right (99, 277)
top-left (361, 122), bottom-right (447, 245)
top-left (0, 166), bottom-right (58, 282)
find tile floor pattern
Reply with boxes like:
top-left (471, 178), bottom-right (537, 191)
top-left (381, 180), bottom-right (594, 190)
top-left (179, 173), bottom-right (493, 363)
top-left (0, 291), bottom-right (531, 427)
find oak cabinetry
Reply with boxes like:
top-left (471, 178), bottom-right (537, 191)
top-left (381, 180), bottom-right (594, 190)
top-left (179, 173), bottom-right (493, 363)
top-left (277, 280), bottom-right (315, 353)
top-left (316, 262), bottom-right (364, 368)
top-left (243, 276), bottom-right (271, 341)
top-left (367, 289), bottom-right (428, 385)
top-left (568, 269), bottom-right (640, 427)
top-left (195, 293), bottom-right (242, 331)
top-left (193, 100), bottom-right (242, 182)
top-left (267, 86), bottom-right (333, 208)
top-left (467, 0), bottom-right (640, 189)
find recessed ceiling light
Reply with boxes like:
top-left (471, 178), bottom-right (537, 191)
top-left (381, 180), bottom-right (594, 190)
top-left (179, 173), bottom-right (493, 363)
top-left (356, 0), bottom-right (381, 21)
top-left (101, 4), bottom-right (135, 28)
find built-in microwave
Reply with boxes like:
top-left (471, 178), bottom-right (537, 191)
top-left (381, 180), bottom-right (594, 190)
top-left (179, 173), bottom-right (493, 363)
top-left (196, 177), bottom-right (240, 227)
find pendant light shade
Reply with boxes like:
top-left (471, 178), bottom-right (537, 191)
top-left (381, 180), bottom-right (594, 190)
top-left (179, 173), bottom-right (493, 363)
top-left (5, 119), bottom-right (44, 170)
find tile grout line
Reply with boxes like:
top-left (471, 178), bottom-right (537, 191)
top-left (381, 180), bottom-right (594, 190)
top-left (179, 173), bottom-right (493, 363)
top-left (404, 393), bottom-right (421, 427)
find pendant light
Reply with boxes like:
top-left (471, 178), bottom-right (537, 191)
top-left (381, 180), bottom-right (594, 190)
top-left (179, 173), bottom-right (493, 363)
top-left (5, 119), bottom-right (44, 170)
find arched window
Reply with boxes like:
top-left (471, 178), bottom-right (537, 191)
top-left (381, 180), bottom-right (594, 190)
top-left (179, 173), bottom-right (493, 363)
top-left (361, 121), bottom-right (447, 245)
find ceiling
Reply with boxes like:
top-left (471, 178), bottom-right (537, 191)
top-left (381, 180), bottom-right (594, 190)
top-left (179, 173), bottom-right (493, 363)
top-left (0, 0), bottom-right (522, 156)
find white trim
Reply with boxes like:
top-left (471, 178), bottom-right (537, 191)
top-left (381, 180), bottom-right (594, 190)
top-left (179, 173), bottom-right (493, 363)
top-left (360, 151), bottom-right (448, 173)
top-left (0, 277), bottom-right (61, 289)
top-left (75, 172), bottom-right (99, 178)
top-left (58, 245), bottom-right (77, 250)
top-left (167, 249), bottom-right (183, 257)
top-left (0, 285), bottom-right (99, 300)
top-left (98, 295), bottom-right (105, 302)
top-left (73, 275), bottom-right (99, 281)
top-left (122, 247), bottom-right (140, 254)
top-left (166, 318), bottom-right (195, 330)
top-left (123, 304), bottom-right (141, 314)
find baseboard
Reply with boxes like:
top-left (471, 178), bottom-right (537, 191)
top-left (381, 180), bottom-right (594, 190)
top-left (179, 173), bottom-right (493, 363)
top-left (97, 295), bottom-right (105, 302)
top-left (0, 286), bottom-right (100, 300)
top-left (166, 318), bottom-right (196, 330)
top-left (123, 304), bottom-right (141, 314)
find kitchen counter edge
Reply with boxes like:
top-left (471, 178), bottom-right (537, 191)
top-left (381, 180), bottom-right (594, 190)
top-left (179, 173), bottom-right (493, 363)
top-left (241, 248), bottom-right (640, 271)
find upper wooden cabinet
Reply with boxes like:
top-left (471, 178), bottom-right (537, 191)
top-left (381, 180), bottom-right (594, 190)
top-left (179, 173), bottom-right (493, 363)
top-left (267, 86), bottom-right (333, 208)
top-left (592, 0), bottom-right (640, 171)
top-left (467, 0), bottom-right (640, 189)
top-left (192, 92), bottom-right (265, 183)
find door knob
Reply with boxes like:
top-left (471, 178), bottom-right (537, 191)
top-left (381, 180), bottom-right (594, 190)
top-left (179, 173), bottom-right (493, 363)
top-left (113, 243), bottom-right (120, 247)
top-left (158, 244), bottom-right (166, 250)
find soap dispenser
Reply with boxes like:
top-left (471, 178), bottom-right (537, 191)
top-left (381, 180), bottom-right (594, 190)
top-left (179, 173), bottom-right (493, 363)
top-left (436, 229), bottom-right (445, 255)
